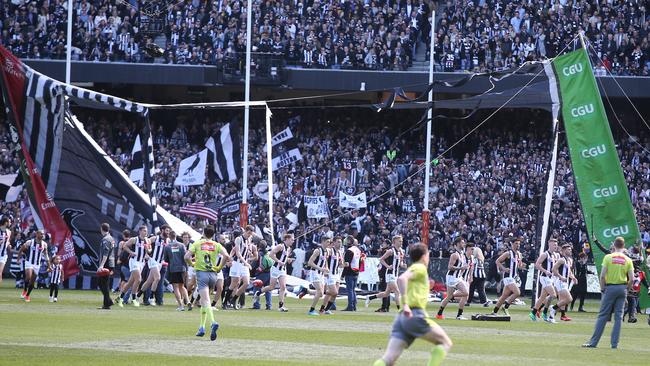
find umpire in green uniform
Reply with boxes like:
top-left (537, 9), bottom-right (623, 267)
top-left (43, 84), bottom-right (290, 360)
top-left (583, 237), bottom-right (634, 349)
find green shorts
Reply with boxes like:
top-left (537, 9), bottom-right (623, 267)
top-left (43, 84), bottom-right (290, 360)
top-left (390, 308), bottom-right (437, 347)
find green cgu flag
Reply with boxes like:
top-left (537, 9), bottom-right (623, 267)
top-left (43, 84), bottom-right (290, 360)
top-left (551, 48), bottom-right (646, 306)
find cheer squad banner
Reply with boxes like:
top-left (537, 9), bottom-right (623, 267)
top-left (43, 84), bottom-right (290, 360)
top-left (552, 48), bottom-right (645, 304)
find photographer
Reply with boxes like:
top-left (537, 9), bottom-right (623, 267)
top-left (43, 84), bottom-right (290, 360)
top-left (570, 252), bottom-right (592, 312)
top-left (624, 259), bottom-right (648, 323)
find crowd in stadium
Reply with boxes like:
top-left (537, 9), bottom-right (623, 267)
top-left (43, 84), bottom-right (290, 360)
top-left (435, 0), bottom-right (650, 75)
top-left (2, 0), bottom-right (650, 74)
top-left (2, 107), bottom-right (649, 269)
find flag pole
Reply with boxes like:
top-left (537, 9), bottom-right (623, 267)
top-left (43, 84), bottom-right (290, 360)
top-left (265, 105), bottom-right (275, 243)
top-left (240, 0), bottom-right (253, 227)
top-left (65, 0), bottom-right (73, 84)
top-left (422, 10), bottom-right (435, 246)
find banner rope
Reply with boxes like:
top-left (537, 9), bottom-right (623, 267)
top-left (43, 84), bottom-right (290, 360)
top-left (289, 35), bottom-right (581, 241)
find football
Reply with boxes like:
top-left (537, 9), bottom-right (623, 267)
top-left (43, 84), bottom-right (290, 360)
top-left (253, 279), bottom-right (264, 288)
top-left (96, 268), bottom-right (111, 277)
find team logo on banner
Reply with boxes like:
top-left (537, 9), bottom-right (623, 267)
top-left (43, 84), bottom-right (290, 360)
top-left (175, 149), bottom-right (207, 186)
top-left (304, 195), bottom-right (329, 219)
top-left (339, 191), bottom-right (367, 209)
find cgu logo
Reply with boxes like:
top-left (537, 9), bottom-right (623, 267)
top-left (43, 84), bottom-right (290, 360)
top-left (570, 104), bottom-right (594, 117)
top-left (581, 144), bottom-right (606, 158)
top-left (603, 225), bottom-right (629, 238)
top-left (593, 185), bottom-right (618, 198)
top-left (562, 63), bottom-right (584, 76)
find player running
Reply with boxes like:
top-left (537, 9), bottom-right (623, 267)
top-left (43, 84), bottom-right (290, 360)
top-left (116, 225), bottom-right (150, 307)
top-left (0, 216), bottom-right (13, 286)
top-left (530, 238), bottom-right (560, 321)
top-left (18, 230), bottom-right (50, 302)
top-left (373, 243), bottom-right (452, 366)
top-left (549, 244), bottom-right (576, 323)
top-left (436, 237), bottom-right (470, 320)
top-left (306, 236), bottom-right (331, 315)
top-left (366, 235), bottom-right (406, 311)
top-left (135, 224), bottom-right (171, 305)
top-left (253, 233), bottom-right (294, 312)
top-left (18, 230), bottom-right (51, 302)
top-left (492, 237), bottom-right (523, 316)
top-left (184, 225), bottom-right (230, 341)
top-left (224, 225), bottom-right (257, 309)
top-left (320, 236), bottom-right (343, 314)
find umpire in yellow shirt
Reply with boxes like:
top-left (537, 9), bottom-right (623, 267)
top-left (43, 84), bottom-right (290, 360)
top-left (583, 237), bottom-right (634, 349)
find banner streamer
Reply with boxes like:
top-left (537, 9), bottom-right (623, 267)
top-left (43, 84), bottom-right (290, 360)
top-left (552, 48), bottom-right (645, 306)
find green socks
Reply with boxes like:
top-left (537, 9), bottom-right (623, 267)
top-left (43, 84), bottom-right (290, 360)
top-left (200, 306), bottom-right (208, 327)
top-left (427, 345), bottom-right (447, 366)
top-left (206, 304), bottom-right (215, 324)
top-left (372, 359), bottom-right (387, 366)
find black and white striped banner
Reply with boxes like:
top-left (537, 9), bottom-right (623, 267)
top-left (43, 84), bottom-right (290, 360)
top-left (205, 122), bottom-right (241, 182)
top-left (0, 172), bottom-right (23, 202)
top-left (23, 70), bottom-right (65, 195)
top-left (142, 118), bottom-right (158, 226)
top-left (18, 69), bottom-right (151, 196)
top-left (128, 134), bottom-right (144, 185)
top-left (270, 127), bottom-right (302, 171)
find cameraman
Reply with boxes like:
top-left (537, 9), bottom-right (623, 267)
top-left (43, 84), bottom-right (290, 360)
top-left (624, 259), bottom-right (648, 323)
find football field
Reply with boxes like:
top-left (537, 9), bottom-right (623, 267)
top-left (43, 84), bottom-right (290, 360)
top-left (1, 283), bottom-right (648, 366)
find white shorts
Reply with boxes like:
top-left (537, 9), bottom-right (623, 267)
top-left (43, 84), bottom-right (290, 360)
top-left (24, 261), bottom-right (39, 271)
top-left (230, 261), bottom-right (250, 278)
top-left (216, 271), bottom-right (224, 281)
top-left (554, 278), bottom-right (569, 292)
top-left (503, 276), bottom-right (516, 287)
top-left (309, 270), bottom-right (324, 284)
top-left (270, 266), bottom-right (287, 279)
top-left (0, 255), bottom-right (7, 264)
top-left (147, 258), bottom-right (161, 270)
top-left (325, 274), bottom-right (340, 286)
top-left (129, 258), bottom-right (144, 272)
top-left (445, 275), bottom-right (460, 288)
top-left (539, 275), bottom-right (553, 289)
top-left (386, 273), bottom-right (398, 283)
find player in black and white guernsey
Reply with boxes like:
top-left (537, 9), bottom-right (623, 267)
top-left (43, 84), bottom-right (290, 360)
top-left (461, 243), bottom-right (475, 303)
top-left (437, 237), bottom-right (470, 320)
top-left (225, 225), bottom-right (258, 309)
top-left (531, 238), bottom-right (560, 321)
top-left (137, 224), bottom-right (171, 306)
top-left (0, 216), bottom-right (13, 286)
top-left (117, 225), bottom-right (150, 307)
top-left (115, 230), bottom-right (131, 305)
top-left (307, 236), bottom-right (331, 316)
top-left (366, 235), bottom-right (406, 311)
top-left (549, 244), bottom-right (576, 323)
top-left (254, 233), bottom-right (295, 312)
top-left (18, 230), bottom-right (50, 302)
top-left (492, 237), bottom-right (523, 316)
top-left (467, 246), bottom-right (489, 306)
top-left (48, 255), bottom-right (64, 302)
top-left (320, 236), bottom-right (344, 314)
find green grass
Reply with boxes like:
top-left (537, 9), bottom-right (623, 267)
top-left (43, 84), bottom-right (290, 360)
top-left (0, 281), bottom-right (648, 365)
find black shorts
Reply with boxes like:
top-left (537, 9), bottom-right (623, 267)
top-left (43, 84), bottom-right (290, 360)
top-left (168, 271), bottom-right (185, 284)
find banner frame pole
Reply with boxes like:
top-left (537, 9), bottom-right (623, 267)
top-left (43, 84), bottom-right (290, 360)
top-left (422, 10), bottom-right (435, 246)
top-left (240, 0), bottom-right (253, 227)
